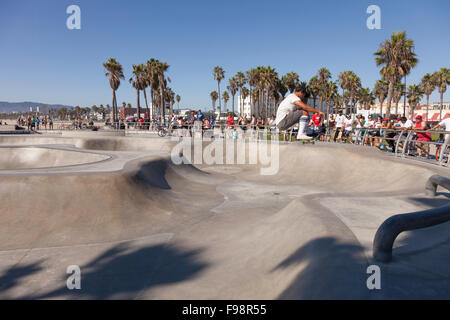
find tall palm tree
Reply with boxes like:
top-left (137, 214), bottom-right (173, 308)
top-left (407, 84), bottom-right (424, 121)
top-left (176, 94), bottom-right (181, 111)
top-left (129, 64), bottom-right (146, 120)
top-left (393, 81), bottom-right (405, 116)
top-left (222, 91), bottom-right (230, 111)
top-left (246, 68), bottom-right (258, 116)
top-left (374, 31), bottom-right (418, 119)
top-left (317, 68), bottom-right (331, 114)
top-left (235, 71), bottom-right (247, 115)
top-left (227, 77), bottom-right (238, 115)
top-left (103, 58), bottom-right (124, 123)
top-left (374, 79), bottom-right (389, 116)
top-left (213, 66), bottom-right (225, 113)
top-left (282, 72), bottom-right (300, 93)
top-left (322, 81), bottom-right (338, 120)
top-left (308, 76), bottom-right (320, 108)
top-left (432, 68), bottom-right (450, 121)
top-left (241, 87), bottom-right (250, 115)
top-left (420, 73), bottom-right (435, 121)
top-left (210, 91), bottom-right (219, 111)
top-left (357, 88), bottom-right (376, 110)
top-left (154, 61), bottom-right (170, 123)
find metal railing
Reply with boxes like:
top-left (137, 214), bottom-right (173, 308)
top-left (373, 175), bottom-right (450, 263)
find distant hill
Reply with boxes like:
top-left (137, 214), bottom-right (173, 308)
top-left (0, 101), bottom-right (73, 114)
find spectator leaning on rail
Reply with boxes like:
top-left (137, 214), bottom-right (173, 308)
top-left (413, 115), bottom-right (432, 158)
top-left (334, 110), bottom-right (346, 142)
top-left (429, 116), bottom-right (450, 144)
top-left (275, 83), bottom-right (324, 140)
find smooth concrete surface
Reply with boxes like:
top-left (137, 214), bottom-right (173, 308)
top-left (0, 134), bottom-right (449, 299)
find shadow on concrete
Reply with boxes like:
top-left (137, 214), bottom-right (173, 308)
top-left (272, 237), bottom-right (369, 299)
top-left (16, 242), bottom-right (208, 299)
top-left (407, 196), bottom-right (450, 209)
top-left (0, 261), bottom-right (44, 298)
top-left (379, 221), bottom-right (450, 299)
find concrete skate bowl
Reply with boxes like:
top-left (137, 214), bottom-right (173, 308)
top-left (0, 147), bottom-right (110, 170)
top-left (0, 138), bottom-right (449, 300)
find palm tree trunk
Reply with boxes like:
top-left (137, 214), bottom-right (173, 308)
top-left (217, 81), bottom-right (221, 113)
top-left (440, 91), bottom-right (444, 121)
top-left (143, 88), bottom-right (149, 119)
top-left (136, 89), bottom-right (141, 120)
top-left (385, 81), bottom-right (394, 119)
top-left (112, 90), bottom-right (116, 123)
top-left (426, 95), bottom-right (430, 122)
top-left (380, 99), bottom-right (383, 118)
top-left (232, 95), bottom-right (235, 116)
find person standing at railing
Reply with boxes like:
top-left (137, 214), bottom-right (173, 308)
top-left (334, 111), bottom-right (346, 142)
top-left (429, 117), bottom-right (450, 144)
top-left (238, 114), bottom-right (249, 133)
top-left (363, 115), bottom-right (375, 146)
top-left (342, 114), bottom-right (353, 143)
top-left (275, 83), bottom-right (324, 140)
top-left (413, 115), bottom-right (431, 158)
top-left (311, 112), bottom-right (323, 141)
top-left (373, 117), bottom-right (383, 148)
top-left (383, 119), bottom-right (396, 152)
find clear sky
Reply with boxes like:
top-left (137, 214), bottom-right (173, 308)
top-left (0, 0), bottom-right (449, 109)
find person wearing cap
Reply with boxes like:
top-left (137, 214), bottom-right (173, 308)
top-left (342, 114), bottom-right (354, 142)
top-left (414, 115), bottom-right (431, 158)
top-left (275, 83), bottom-right (324, 140)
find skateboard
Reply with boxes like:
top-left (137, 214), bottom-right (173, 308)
top-left (297, 139), bottom-right (315, 145)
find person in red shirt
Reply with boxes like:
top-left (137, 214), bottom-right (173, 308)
top-left (311, 112), bottom-right (324, 141)
top-left (414, 115), bottom-right (431, 158)
top-left (227, 113), bottom-right (234, 128)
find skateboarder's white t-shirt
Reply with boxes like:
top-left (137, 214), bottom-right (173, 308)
top-left (275, 94), bottom-right (300, 126)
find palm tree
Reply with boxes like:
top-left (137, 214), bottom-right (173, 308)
top-left (222, 91), bottom-right (230, 111)
top-left (432, 68), bottom-right (450, 121)
top-left (241, 87), bottom-right (250, 115)
top-left (322, 81), bottom-right (338, 120)
top-left (421, 73), bottom-right (435, 121)
top-left (227, 78), bottom-right (238, 115)
top-left (129, 64), bottom-right (146, 120)
top-left (282, 72), bottom-right (300, 93)
top-left (210, 91), bottom-right (219, 111)
top-left (374, 79), bottom-right (388, 116)
top-left (374, 31), bottom-right (418, 119)
top-left (103, 58), bottom-right (124, 123)
top-left (234, 72), bottom-right (247, 115)
top-left (213, 66), bottom-right (225, 113)
top-left (246, 68), bottom-right (258, 116)
top-left (393, 81), bottom-right (405, 116)
top-left (317, 68), bottom-right (331, 114)
top-left (308, 76), bottom-right (320, 108)
top-left (357, 88), bottom-right (376, 110)
top-left (154, 61), bottom-right (170, 123)
top-left (407, 84), bottom-right (424, 120)
top-left (176, 94), bottom-right (181, 111)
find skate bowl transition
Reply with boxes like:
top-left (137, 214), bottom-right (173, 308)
top-left (0, 133), bottom-right (449, 299)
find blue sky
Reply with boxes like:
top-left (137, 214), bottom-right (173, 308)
top-left (0, 0), bottom-right (449, 110)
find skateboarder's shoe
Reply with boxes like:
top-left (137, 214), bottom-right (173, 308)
top-left (296, 134), bottom-right (312, 140)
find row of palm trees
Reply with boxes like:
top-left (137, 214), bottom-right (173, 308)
top-left (103, 58), bottom-right (181, 123)
top-left (210, 32), bottom-right (449, 121)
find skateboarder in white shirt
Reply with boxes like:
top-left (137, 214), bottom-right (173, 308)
top-left (275, 83), bottom-right (324, 140)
